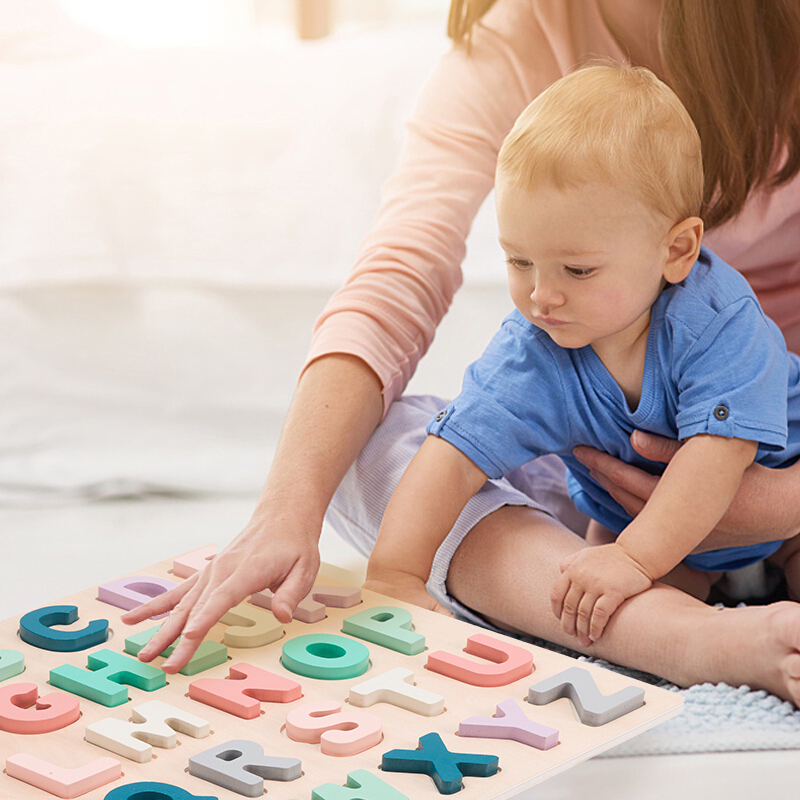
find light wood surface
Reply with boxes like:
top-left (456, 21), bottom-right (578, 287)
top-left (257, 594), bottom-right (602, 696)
top-left (0, 550), bottom-right (683, 799)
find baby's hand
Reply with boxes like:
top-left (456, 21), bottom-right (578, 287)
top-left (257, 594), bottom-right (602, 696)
top-left (363, 568), bottom-right (453, 618)
top-left (550, 543), bottom-right (653, 646)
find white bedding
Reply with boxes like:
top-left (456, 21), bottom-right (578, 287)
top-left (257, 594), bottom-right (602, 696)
top-left (1, 6), bottom-right (506, 498)
top-left (1, 8), bottom-right (502, 289)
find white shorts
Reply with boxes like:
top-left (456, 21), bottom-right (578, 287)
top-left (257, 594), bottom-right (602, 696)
top-left (326, 394), bottom-right (590, 627)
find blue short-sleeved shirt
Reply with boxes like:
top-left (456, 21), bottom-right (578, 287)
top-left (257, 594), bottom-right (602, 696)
top-left (428, 247), bottom-right (800, 571)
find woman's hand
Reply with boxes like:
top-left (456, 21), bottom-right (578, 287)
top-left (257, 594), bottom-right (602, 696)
top-left (121, 509), bottom-right (321, 673)
top-left (121, 353), bottom-right (385, 675)
top-left (574, 430), bottom-right (800, 547)
top-left (573, 431), bottom-right (680, 519)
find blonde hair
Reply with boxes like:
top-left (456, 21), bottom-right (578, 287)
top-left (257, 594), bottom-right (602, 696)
top-left (448, 0), bottom-right (800, 229)
top-left (496, 65), bottom-right (703, 223)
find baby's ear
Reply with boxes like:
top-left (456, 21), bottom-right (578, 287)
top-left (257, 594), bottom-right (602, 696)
top-left (663, 216), bottom-right (703, 284)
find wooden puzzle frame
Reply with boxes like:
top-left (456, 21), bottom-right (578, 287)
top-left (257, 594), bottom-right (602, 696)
top-left (0, 548), bottom-right (683, 799)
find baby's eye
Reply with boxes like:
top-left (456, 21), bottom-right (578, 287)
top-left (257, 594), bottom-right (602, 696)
top-left (506, 257), bottom-right (532, 270)
top-left (565, 266), bottom-right (596, 278)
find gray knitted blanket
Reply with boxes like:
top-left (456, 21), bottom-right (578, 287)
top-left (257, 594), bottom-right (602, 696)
top-left (584, 657), bottom-right (800, 756)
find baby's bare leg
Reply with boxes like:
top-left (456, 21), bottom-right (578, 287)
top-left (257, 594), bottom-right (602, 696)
top-left (446, 505), bottom-right (800, 704)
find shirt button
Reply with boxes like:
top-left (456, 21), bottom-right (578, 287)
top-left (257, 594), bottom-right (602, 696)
top-left (435, 411), bottom-right (446, 421)
top-left (713, 405), bottom-right (729, 420)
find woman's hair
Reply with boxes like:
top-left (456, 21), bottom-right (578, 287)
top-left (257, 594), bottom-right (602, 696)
top-left (448, 0), bottom-right (800, 229)
top-left (447, 0), bottom-right (497, 43)
top-left (659, 0), bottom-right (800, 228)
top-left (496, 65), bottom-right (703, 223)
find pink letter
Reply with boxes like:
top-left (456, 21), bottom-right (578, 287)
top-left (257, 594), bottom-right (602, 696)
top-left (426, 633), bottom-right (533, 687)
top-left (5, 753), bottom-right (121, 799)
top-left (189, 663), bottom-right (301, 719)
top-left (285, 701), bottom-right (382, 757)
top-left (0, 683), bottom-right (81, 735)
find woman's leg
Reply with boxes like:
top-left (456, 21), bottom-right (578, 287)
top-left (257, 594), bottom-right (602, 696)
top-left (446, 504), bottom-right (800, 704)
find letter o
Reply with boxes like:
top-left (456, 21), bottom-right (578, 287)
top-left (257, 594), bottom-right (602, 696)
top-left (281, 634), bottom-right (369, 680)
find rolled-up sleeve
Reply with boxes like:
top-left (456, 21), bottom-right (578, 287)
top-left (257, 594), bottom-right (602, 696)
top-left (426, 317), bottom-right (571, 477)
top-left (675, 298), bottom-right (789, 452)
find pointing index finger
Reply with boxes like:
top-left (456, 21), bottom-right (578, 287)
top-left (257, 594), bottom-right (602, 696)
top-left (120, 575), bottom-right (197, 625)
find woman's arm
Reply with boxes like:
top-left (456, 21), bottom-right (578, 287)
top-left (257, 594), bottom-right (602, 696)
top-left (574, 430), bottom-right (800, 547)
top-left (306, 2), bottom-right (557, 414)
top-left (123, 4), bottom-right (561, 671)
top-left (365, 435), bottom-right (489, 611)
top-left (122, 353), bottom-right (383, 672)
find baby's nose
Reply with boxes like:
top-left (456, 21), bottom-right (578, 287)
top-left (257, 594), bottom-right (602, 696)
top-left (531, 279), bottom-right (564, 309)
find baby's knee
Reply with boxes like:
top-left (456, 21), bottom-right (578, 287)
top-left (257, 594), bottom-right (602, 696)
top-left (661, 563), bottom-right (717, 601)
top-left (768, 535), bottom-right (800, 571)
top-left (585, 519), bottom-right (617, 546)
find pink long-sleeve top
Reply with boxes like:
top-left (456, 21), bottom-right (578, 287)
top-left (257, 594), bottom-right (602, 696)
top-left (306, 0), bottom-right (800, 418)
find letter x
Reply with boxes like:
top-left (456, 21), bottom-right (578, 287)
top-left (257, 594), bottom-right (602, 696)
top-left (381, 732), bottom-right (498, 794)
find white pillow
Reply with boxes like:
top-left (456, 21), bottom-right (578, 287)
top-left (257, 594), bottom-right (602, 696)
top-left (0, 284), bottom-right (320, 498)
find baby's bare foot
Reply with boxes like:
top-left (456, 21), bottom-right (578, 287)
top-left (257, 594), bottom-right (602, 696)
top-left (716, 602), bottom-right (800, 706)
top-left (762, 602), bottom-right (800, 704)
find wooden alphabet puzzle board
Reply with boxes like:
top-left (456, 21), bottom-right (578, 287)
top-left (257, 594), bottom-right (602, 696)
top-left (0, 547), bottom-right (683, 800)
